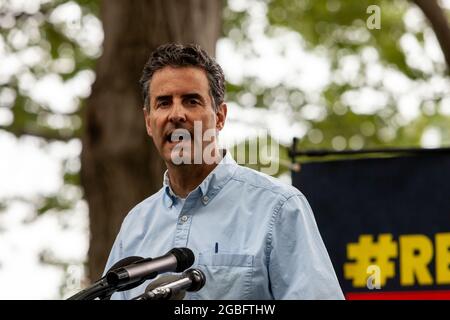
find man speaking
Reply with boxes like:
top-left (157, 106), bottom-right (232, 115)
top-left (103, 43), bottom-right (344, 300)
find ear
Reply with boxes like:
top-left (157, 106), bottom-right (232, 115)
top-left (143, 107), bottom-right (153, 137)
top-left (215, 103), bottom-right (227, 132)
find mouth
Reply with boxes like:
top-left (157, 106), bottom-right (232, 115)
top-left (164, 129), bottom-right (192, 145)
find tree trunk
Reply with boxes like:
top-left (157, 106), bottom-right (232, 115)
top-left (81, 0), bottom-right (223, 281)
top-left (412, 0), bottom-right (450, 73)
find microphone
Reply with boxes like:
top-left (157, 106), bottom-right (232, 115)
top-left (106, 248), bottom-right (194, 287)
top-left (131, 268), bottom-right (206, 300)
top-left (138, 274), bottom-right (185, 300)
top-left (67, 256), bottom-right (144, 300)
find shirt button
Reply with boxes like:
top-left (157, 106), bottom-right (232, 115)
top-left (180, 215), bottom-right (188, 223)
top-left (202, 196), bottom-right (209, 204)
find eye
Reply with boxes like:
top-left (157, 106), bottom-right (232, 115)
top-left (157, 100), bottom-right (170, 108)
top-left (188, 99), bottom-right (200, 105)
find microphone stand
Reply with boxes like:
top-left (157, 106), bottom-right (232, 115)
top-left (67, 278), bottom-right (118, 300)
top-left (67, 255), bottom-right (145, 300)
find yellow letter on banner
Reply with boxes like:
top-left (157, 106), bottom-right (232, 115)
top-left (400, 235), bottom-right (433, 286)
top-left (436, 233), bottom-right (450, 285)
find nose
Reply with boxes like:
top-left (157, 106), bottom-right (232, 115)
top-left (168, 99), bottom-right (186, 124)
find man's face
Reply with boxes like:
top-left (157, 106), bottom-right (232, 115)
top-left (143, 66), bottom-right (226, 165)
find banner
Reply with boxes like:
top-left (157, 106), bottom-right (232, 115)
top-left (291, 152), bottom-right (450, 299)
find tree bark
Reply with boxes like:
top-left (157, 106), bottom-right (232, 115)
top-left (412, 0), bottom-right (450, 73)
top-left (81, 0), bottom-right (222, 281)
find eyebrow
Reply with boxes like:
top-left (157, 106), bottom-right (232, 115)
top-left (181, 93), bottom-right (205, 103)
top-left (155, 95), bottom-right (172, 102)
top-left (153, 93), bottom-right (206, 105)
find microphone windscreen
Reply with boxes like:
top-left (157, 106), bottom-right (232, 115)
top-left (170, 248), bottom-right (195, 272)
top-left (185, 268), bottom-right (206, 292)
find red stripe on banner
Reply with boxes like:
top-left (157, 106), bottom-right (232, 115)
top-left (346, 290), bottom-right (450, 300)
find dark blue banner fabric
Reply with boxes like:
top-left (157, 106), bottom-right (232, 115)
top-left (292, 153), bottom-right (450, 299)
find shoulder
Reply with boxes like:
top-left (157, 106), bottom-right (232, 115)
top-left (230, 164), bottom-right (304, 202)
top-left (228, 165), bottom-right (316, 228)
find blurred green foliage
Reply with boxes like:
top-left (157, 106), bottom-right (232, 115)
top-left (0, 0), bottom-right (448, 195)
top-left (0, 0), bottom-right (99, 296)
top-left (223, 0), bottom-right (450, 166)
top-left (0, 0), bottom-right (99, 216)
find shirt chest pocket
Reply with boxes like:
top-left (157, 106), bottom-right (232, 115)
top-left (189, 252), bottom-right (254, 300)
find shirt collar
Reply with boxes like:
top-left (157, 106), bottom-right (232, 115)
top-left (162, 150), bottom-right (237, 207)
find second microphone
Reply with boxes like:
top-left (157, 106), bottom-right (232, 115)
top-left (106, 248), bottom-right (195, 288)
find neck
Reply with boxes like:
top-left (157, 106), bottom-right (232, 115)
top-left (166, 150), bottom-right (223, 198)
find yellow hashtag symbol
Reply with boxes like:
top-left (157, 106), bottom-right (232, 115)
top-left (344, 234), bottom-right (398, 287)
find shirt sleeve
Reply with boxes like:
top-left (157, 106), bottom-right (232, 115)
top-left (268, 194), bottom-right (345, 300)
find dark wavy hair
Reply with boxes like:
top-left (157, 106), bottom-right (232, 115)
top-left (140, 43), bottom-right (225, 112)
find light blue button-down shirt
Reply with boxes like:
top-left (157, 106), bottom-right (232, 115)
top-left (104, 151), bottom-right (344, 300)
